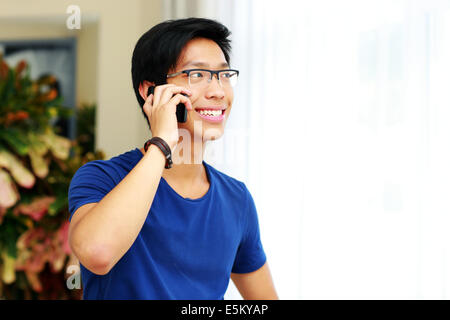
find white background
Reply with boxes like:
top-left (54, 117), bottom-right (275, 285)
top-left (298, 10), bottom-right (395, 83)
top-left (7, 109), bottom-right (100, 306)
top-left (166, 0), bottom-right (450, 299)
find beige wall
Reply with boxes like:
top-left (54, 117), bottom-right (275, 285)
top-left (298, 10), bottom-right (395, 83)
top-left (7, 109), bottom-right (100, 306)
top-left (0, 0), bottom-right (163, 158)
top-left (76, 21), bottom-right (98, 107)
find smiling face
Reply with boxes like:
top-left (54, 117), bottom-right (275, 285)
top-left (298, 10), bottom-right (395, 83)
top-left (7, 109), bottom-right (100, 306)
top-left (167, 37), bottom-right (234, 142)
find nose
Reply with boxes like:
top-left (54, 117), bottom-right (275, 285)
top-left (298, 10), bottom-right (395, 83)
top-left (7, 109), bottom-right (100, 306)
top-left (205, 73), bottom-right (225, 99)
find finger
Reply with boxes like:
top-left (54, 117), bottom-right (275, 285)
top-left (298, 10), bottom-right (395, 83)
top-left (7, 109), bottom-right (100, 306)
top-left (152, 84), bottom-right (176, 108)
top-left (158, 86), bottom-right (192, 108)
top-left (142, 93), bottom-right (153, 117)
top-left (145, 91), bottom-right (153, 104)
top-left (167, 93), bottom-right (193, 111)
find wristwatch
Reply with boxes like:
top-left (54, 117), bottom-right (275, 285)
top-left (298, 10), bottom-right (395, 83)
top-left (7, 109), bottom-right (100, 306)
top-left (143, 137), bottom-right (173, 169)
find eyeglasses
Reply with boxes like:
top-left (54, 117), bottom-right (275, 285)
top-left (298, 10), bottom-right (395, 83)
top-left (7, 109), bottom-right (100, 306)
top-left (166, 69), bottom-right (239, 88)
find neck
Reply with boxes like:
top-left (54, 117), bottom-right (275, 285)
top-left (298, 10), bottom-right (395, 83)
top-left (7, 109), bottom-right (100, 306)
top-left (140, 134), bottom-right (208, 183)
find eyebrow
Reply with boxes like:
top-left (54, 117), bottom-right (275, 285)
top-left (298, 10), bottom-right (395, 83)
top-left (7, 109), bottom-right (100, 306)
top-left (181, 61), bottom-right (230, 69)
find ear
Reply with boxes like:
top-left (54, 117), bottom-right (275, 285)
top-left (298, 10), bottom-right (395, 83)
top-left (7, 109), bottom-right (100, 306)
top-left (138, 80), bottom-right (155, 101)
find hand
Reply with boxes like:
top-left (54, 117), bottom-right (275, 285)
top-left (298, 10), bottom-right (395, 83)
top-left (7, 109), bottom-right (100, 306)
top-left (143, 84), bottom-right (192, 152)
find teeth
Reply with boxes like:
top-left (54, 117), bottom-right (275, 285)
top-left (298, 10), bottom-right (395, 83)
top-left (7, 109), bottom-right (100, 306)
top-left (198, 109), bottom-right (222, 117)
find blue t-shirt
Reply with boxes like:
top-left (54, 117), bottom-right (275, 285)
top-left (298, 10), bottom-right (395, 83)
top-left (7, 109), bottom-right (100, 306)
top-left (68, 148), bottom-right (266, 300)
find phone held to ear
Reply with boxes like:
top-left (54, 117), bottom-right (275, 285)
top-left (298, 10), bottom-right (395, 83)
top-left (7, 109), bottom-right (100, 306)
top-left (147, 86), bottom-right (188, 123)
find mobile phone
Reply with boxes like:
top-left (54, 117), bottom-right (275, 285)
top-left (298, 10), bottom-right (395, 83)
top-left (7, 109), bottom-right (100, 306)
top-left (147, 86), bottom-right (188, 123)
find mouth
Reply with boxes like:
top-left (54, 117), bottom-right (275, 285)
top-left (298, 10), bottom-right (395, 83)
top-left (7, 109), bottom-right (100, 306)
top-left (193, 107), bottom-right (226, 123)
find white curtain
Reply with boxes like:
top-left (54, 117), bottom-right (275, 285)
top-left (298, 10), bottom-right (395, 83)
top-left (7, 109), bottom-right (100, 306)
top-left (165, 0), bottom-right (450, 299)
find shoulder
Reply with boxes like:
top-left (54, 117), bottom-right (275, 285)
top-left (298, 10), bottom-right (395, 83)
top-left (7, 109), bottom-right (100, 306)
top-left (205, 162), bottom-right (250, 203)
top-left (70, 148), bottom-right (141, 187)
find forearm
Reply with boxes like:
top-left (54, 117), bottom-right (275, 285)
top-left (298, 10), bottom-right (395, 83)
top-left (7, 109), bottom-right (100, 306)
top-left (71, 144), bottom-right (165, 273)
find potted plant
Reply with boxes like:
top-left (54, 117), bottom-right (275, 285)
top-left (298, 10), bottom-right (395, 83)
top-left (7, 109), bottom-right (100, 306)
top-left (0, 55), bottom-right (103, 299)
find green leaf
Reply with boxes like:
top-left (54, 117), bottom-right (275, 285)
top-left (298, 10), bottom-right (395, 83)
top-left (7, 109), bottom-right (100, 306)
top-left (0, 128), bottom-right (29, 155)
top-left (48, 196), bottom-right (67, 216)
top-left (0, 215), bottom-right (24, 259)
top-left (0, 69), bottom-right (15, 106)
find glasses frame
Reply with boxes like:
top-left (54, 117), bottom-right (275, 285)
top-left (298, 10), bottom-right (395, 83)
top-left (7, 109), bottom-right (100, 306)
top-left (166, 68), bottom-right (240, 87)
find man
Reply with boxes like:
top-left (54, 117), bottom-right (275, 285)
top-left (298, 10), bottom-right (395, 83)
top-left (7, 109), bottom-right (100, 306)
top-left (68, 17), bottom-right (277, 300)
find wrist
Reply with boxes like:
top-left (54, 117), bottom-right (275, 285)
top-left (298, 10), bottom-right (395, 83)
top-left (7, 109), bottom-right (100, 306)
top-left (151, 132), bottom-right (177, 152)
top-left (143, 137), bottom-right (173, 169)
top-left (144, 144), bottom-right (166, 167)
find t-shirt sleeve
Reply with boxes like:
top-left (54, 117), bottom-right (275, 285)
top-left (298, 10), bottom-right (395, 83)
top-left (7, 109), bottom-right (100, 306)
top-left (231, 185), bottom-right (267, 273)
top-left (68, 161), bottom-right (115, 222)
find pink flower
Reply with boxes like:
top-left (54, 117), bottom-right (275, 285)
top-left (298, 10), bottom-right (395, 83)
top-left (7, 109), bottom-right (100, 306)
top-left (13, 196), bottom-right (56, 221)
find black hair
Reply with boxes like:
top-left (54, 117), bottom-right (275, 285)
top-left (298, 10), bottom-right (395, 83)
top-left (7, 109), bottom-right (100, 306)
top-left (131, 17), bottom-right (232, 129)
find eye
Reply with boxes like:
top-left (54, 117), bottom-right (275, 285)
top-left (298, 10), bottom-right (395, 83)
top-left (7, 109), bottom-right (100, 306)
top-left (221, 72), bottom-right (235, 78)
top-left (190, 71), bottom-right (204, 79)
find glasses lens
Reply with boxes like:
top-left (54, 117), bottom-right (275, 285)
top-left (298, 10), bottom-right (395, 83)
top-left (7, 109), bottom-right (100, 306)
top-left (187, 70), bottom-right (239, 87)
top-left (188, 70), bottom-right (210, 85)
top-left (219, 70), bottom-right (238, 87)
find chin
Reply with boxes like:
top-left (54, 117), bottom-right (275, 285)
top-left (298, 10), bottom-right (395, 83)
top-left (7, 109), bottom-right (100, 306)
top-left (202, 127), bottom-right (225, 142)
